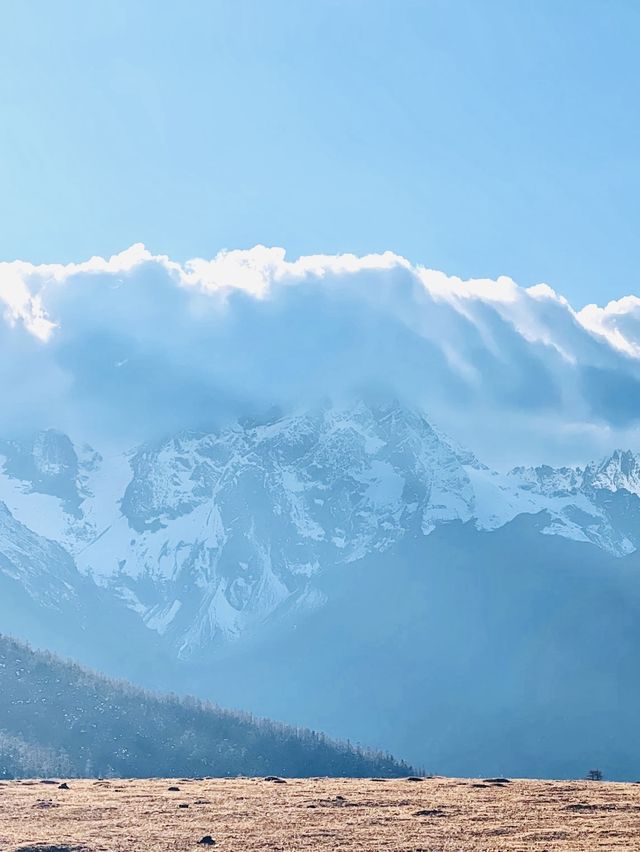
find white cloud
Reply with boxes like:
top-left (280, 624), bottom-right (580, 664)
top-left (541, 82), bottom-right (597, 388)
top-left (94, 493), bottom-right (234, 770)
top-left (578, 296), bottom-right (640, 357)
top-left (1, 244), bottom-right (640, 466)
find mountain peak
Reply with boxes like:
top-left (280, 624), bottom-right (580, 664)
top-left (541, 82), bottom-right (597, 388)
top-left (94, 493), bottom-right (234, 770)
top-left (583, 449), bottom-right (640, 495)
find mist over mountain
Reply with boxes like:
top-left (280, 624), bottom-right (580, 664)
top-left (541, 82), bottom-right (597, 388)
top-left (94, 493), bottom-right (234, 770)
top-left (3, 245), bottom-right (640, 465)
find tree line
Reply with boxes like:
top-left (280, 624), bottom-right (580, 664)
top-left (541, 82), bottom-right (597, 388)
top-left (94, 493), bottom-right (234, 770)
top-left (0, 634), bottom-right (414, 779)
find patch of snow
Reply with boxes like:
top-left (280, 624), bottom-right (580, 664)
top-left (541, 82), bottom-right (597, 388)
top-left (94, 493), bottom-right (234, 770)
top-left (145, 599), bottom-right (182, 634)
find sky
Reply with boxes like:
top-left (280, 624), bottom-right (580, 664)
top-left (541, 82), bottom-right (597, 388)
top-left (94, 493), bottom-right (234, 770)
top-left (1, 0), bottom-right (640, 308)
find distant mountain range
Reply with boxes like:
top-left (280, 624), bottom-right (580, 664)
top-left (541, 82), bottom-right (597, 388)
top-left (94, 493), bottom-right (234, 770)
top-left (1, 398), bottom-right (640, 778)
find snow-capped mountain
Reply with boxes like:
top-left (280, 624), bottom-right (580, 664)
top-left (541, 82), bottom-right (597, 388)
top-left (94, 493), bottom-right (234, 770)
top-left (1, 399), bottom-right (640, 658)
top-left (0, 500), bottom-right (82, 611)
top-left (508, 449), bottom-right (640, 555)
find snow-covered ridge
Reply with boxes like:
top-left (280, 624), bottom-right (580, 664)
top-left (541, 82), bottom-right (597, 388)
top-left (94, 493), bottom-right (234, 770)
top-left (510, 449), bottom-right (640, 498)
top-left (506, 450), bottom-right (640, 554)
top-left (1, 401), bottom-right (639, 655)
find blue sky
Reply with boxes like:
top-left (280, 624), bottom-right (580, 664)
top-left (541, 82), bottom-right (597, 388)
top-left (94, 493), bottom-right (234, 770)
top-left (1, 0), bottom-right (639, 307)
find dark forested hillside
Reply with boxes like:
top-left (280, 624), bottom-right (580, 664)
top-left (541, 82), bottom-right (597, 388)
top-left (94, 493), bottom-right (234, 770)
top-left (0, 635), bottom-right (413, 779)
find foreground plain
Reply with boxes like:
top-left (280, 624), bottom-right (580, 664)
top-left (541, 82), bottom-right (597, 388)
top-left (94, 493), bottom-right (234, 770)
top-left (2, 776), bottom-right (640, 851)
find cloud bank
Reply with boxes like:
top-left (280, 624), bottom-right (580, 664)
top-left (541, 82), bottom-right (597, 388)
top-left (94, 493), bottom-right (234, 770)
top-left (2, 244), bottom-right (640, 466)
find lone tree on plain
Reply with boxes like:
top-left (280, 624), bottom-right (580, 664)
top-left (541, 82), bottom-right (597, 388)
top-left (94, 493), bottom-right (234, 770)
top-left (586, 769), bottom-right (603, 781)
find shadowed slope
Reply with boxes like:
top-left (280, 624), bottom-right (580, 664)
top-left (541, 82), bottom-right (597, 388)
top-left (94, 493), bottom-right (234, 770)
top-left (0, 635), bottom-right (412, 779)
top-left (192, 514), bottom-right (640, 779)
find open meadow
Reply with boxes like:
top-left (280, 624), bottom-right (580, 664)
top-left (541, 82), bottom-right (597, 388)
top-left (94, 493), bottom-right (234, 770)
top-left (1, 776), bottom-right (639, 852)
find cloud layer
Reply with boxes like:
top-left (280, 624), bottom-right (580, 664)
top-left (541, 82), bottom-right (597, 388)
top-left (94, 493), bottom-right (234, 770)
top-left (2, 245), bottom-right (640, 466)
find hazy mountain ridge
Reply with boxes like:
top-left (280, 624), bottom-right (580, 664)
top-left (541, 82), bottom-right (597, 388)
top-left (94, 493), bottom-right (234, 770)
top-left (1, 399), bottom-right (640, 658)
top-left (508, 449), bottom-right (640, 554)
top-left (196, 515), bottom-right (640, 779)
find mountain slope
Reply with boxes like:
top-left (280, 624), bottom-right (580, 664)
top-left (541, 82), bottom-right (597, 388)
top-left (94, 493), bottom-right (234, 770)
top-left (1, 402), bottom-right (496, 655)
top-left (189, 514), bottom-right (640, 780)
top-left (5, 400), bottom-right (640, 659)
top-left (0, 500), bottom-right (171, 684)
top-left (0, 634), bottom-right (413, 779)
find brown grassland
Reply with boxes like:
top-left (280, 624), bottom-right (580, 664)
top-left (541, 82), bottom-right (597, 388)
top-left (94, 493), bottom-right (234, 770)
top-left (1, 776), bottom-right (639, 852)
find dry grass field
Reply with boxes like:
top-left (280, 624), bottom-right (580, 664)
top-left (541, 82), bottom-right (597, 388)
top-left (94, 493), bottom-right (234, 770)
top-left (1, 776), bottom-right (639, 852)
